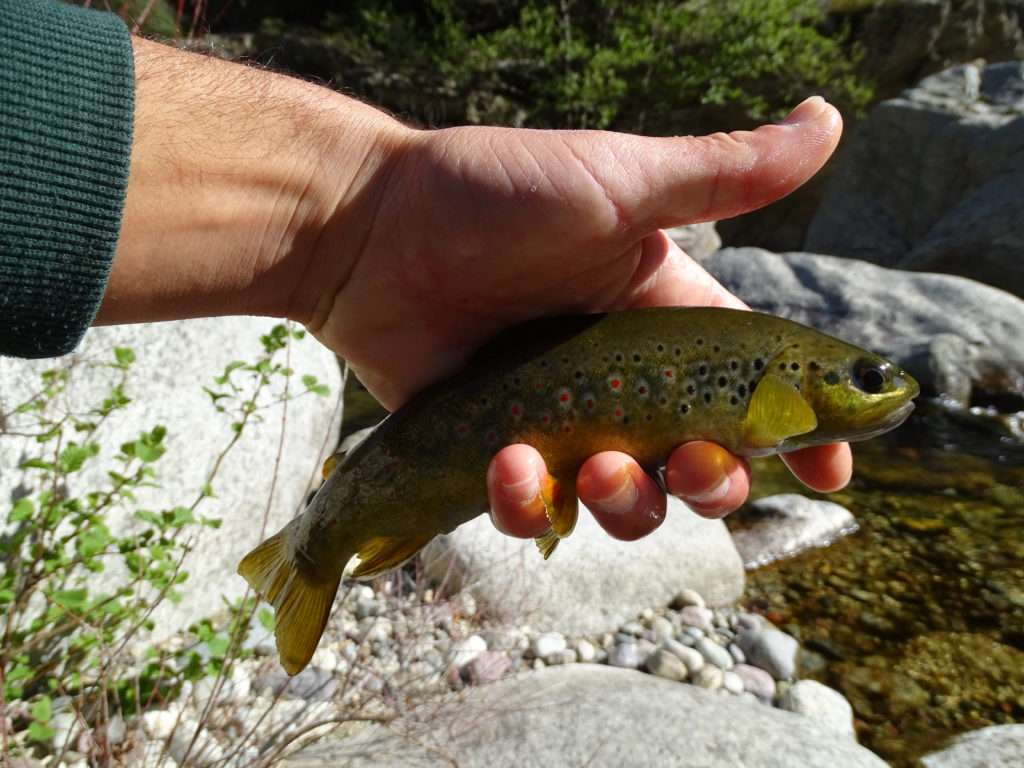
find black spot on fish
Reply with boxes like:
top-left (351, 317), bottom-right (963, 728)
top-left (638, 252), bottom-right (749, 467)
top-left (480, 397), bottom-right (489, 407)
top-left (730, 395), bottom-right (739, 405)
top-left (738, 384), bottom-right (747, 397)
top-left (659, 396), bottom-right (668, 406)
top-left (754, 359), bottom-right (764, 371)
top-left (825, 371), bottom-right (840, 385)
top-left (717, 376), bottom-right (728, 388)
top-left (622, 415), bottom-right (631, 425)
top-left (713, 344), bottom-right (721, 353)
top-left (703, 392), bottom-right (712, 404)
top-left (574, 370), bottom-right (584, 380)
top-left (680, 403), bottom-right (690, 414)
top-left (645, 413), bottom-right (653, 422)
top-left (696, 338), bottom-right (704, 346)
top-left (809, 361), bottom-right (820, 371)
top-left (656, 344), bottom-right (665, 353)
top-left (698, 364), bottom-right (708, 377)
top-left (633, 353), bottom-right (641, 363)
top-left (730, 360), bottom-right (739, 371)
top-left (562, 356), bottom-right (570, 365)
top-left (779, 362), bottom-right (787, 371)
top-left (674, 347), bottom-right (682, 357)
top-left (790, 362), bottom-right (800, 371)
top-left (686, 384), bottom-right (696, 395)
top-left (615, 353), bottom-right (624, 362)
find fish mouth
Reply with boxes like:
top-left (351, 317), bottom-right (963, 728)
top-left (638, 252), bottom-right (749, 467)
top-left (837, 400), bottom-right (917, 444)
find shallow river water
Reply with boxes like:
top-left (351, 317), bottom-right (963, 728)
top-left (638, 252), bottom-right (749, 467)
top-left (739, 401), bottom-right (1024, 766)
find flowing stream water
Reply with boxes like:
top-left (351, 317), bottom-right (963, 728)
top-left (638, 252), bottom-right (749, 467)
top-left (739, 401), bottom-right (1024, 766)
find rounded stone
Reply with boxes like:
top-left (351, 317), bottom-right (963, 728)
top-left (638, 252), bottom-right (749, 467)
top-left (575, 639), bottom-right (597, 663)
top-left (662, 640), bottom-right (705, 675)
top-left (734, 664), bottom-right (776, 701)
top-left (738, 628), bottom-right (799, 680)
top-left (778, 680), bottom-right (855, 739)
top-left (671, 588), bottom-right (706, 609)
top-left (679, 605), bottom-right (716, 634)
top-left (693, 665), bottom-right (724, 690)
top-left (545, 649), bottom-right (579, 666)
top-left (450, 635), bottom-right (488, 669)
top-left (532, 632), bottom-right (568, 659)
top-left (696, 637), bottom-right (735, 670)
top-left (646, 649), bottom-right (689, 682)
top-left (723, 671), bottom-right (744, 695)
top-left (650, 616), bottom-right (675, 643)
top-left (608, 641), bottom-right (642, 669)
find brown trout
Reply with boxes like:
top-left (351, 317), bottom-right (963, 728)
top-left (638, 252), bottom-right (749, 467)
top-left (239, 307), bottom-right (918, 674)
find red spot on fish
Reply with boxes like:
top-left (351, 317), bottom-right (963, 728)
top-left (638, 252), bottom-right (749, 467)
top-left (455, 423), bottom-right (469, 437)
top-left (609, 378), bottom-right (621, 391)
top-left (541, 413), bottom-right (551, 425)
top-left (614, 407), bottom-right (624, 419)
top-left (638, 385), bottom-right (648, 395)
top-left (560, 392), bottom-right (570, 402)
top-left (585, 397), bottom-right (595, 410)
top-left (562, 423), bottom-right (573, 434)
top-left (663, 369), bottom-right (674, 379)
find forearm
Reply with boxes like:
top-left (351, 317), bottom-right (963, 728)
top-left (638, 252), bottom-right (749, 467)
top-left (98, 36), bottom-right (407, 326)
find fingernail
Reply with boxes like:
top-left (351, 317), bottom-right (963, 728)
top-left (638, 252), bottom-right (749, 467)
top-left (686, 475), bottom-right (731, 506)
top-left (781, 96), bottom-right (827, 125)
top-left (501, 471), bottom-right (542, 507)
top-left (590, 468), bottom-right (640, 516)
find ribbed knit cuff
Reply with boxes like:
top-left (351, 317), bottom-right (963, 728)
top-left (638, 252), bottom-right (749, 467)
top-left (0, 0), bottom-right (134, 358)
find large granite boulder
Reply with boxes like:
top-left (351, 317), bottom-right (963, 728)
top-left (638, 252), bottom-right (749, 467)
top-left (284, 665), bottom-right (888, 767)
top-left (921, 724), bottom-right (1024, 767)
top-left (0, 318), bottom-right (342, 636)
top-left (806, 61), bottom-right (1024, 297)
top-left (704, 247), bottom-right (1024, 406)
top-left (421, 496), bottom-right (744, 636)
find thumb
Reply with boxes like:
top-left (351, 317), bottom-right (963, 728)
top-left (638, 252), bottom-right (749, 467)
top-left (591, 96), bottom-right (843, 235)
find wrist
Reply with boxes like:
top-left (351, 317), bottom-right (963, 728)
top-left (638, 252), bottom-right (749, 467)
top-left (99, 36), bottom-right (409, 326)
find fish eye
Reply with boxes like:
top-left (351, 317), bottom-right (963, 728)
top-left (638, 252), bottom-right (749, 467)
top-left (853, 359), bottom-right (889, 394)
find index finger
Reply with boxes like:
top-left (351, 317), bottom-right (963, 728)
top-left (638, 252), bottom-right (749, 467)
top-left (780, 443), bottom-right (853, 493)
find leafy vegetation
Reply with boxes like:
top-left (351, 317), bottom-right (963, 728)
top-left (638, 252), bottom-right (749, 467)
top-left (0, 325), bottom-right (326, 762)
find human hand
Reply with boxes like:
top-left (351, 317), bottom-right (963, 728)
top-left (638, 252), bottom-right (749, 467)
top-left (299, 97), bottom-right (850, 538)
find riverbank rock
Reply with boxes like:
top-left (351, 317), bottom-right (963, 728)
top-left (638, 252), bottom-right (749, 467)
top-left (421, 496), bottom-right (744, 636)
top-left (666, 222), bottom-right (721, 262)
top-left (921, 724), bottom-right (1024, 767)
top-left (779, 680), bottom-right (856, 739)
top-left (806, 61), bottom-right (1024, 298)
top-left (703, 247), bottom-right (1024, 406)
top-left (0, 318), bottom-right (342, 635)
top-left (283, 665), bottom-right (887, 767)
top-left (729, 494), bottom-right (858, 569)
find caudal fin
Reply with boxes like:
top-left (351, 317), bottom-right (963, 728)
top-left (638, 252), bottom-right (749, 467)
top-left (238, 530), bottom-right (341, 675)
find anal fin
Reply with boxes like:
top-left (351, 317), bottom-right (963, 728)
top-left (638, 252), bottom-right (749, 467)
top-left (533, 473), bottom-right (578, 560)
top-left (351, 535), bottom-right (431, 579)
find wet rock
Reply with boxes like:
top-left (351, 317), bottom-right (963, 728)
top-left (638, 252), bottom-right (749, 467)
top-left (922, 724), bottom-right (1024, 768)
top-left (731, 494), bottom-right (858, 569)
top-left (737, 628), bottom-right (799, 680)
top-left (779, 680), bottom-right (855, 739)
top-left (703, 247), bottom-right (1024, 406)
top-left (421, 497), bottom-right (744, 637)
top-left (284, 666), bottom-right (889, 767)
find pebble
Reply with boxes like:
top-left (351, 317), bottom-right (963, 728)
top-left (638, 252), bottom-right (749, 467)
top-left (735, 612), bottom-right (764, 632)
top-left (695, 637), bottom-right (734, 670)
top-left (650, 616), bottom-right (675, 642)
top-left (671, 588), bottom-right (706, 609)
top-left (142, 708), bottom-right (179, 740)
top-left (545, 649), bottom-right (578, 666)
top-left (106, 715), bottom-right (126, 746)
top-left (646, 648), bottom-right (688, 682)
top-left (723, 671), bottom-right (744, 695)
top-left (692, 665), bottom-right (724, 690)
top-left (733, 664), bottom-right (776, 701)
top-left (465, 651), bottom-right (511, 685)
top-left (673, 632), bottom-right (696, 647)
top-left (575, 639), bottom-right (597, 663)
top-left (778, 680), bottom-right (855, 738)
top-left (532, 632), bottom-right (568, 659)
top-left (450, 635), bottom-right (488, 668)
top-left (728, 643), bottom-right (746, 665)
top-left (738, 628), bottom-right (799, 680)
top-left (621, 621), bottom-right (646, 637)
top-left (678, 605), bottom-right (715, 634)
top-left (256, 666), bottom-right (337, 702)
top-left (662, 640), bottom-right (704, 674)
top-left (683, 626), bottom-right (705, 640)
top-left (608, 640), bottom-right (643, 669)
top-left (311, 648), bottom-right (342, 673)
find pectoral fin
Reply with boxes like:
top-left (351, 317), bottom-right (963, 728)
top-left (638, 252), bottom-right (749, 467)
top-left (534, 473), bottom-right (578, 560)
top-left (351, 534), bottom-right (432, 579)
top-left (321, 451), bottom-right (345, 480)
top-left (743, 373), bottom-right (818, 450)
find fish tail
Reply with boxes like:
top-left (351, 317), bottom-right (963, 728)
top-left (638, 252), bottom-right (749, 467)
top-left (238, 523), bottom-right (342, 676)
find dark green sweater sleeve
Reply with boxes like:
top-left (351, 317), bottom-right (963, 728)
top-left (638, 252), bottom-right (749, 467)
top-left (0, 0), bottom-right (134, 358)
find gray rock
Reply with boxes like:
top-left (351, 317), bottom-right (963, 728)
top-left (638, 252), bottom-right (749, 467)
top-left (465, 652), bottom-right (512, 686)
top-left (608, 641), bottom-right (643, 669)
top-left (666, 223), bottom-right (722, 263)
top-left (645, 648), bottom-right (689, 682)
top-left (0, 318), bottom-right (342, 637)
top-left (421, 496), bottom-right (744, 637)
top-left (255, 665), bottom-right (338, 702)
top-left (678, 605), bottom-right (716, 634)
top-left (670, 588), bottom-right (706, 609)
top-left (695, 637), bottom-right (734, 670)
top-left (734, 664), bottom-right (776, 701)
top-left (778, 680), bottom-right (856, 740)
top-left (531, 632), bottom-right (567, 659)
top-left (692, 665), bottom-right (724, 690)
top-left (703, 247), bottom-right (1024, 405)
top-left (807, 62), bottom-right (1024, 299)
top-left (575, 639), bottom-right (597, 663)
top-left (723, 671), bottom-right (744, 695)
top-left (450, 635), bottom-right (488, 669)
top-left (728, 643), bottom-right (746, 665)
top-left (731, 494), bottom-right (859, 569)
top-left (737, 628), bottom-right (799, 680)
top-left (284, 666), bottom-right (888, 767)
top-left (662, 640), bottom-right (704, 675)
top-left (544, 649), bottom-right (578, 666)
top-left (921, 724), bottom-right (1024, 768)
top-left (650, 616), bottom-right (675, 643)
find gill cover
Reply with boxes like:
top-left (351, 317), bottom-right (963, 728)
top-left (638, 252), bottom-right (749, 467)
top-left (742, 372), bottom-right (818, 450)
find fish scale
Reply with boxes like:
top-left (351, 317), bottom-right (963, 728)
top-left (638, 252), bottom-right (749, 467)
top-left (237, 306), bottom-right (919, 675)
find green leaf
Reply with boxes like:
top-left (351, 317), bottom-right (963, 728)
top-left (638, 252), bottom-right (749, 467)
top-left (30, 695), bottom-right (52, 722)
top-left (206, 634), bottom-right (231, 658)
top-left (59, 442), bottom-right (99, 473)
top-left (18, 458), bottom-right (55, 471)
top-left (52, 588), bottom-right (88, 610)
top-left (302, 374), bottom-right (319, 389)
top-left (28, 721), bottom-right (54, 742)
top-left (10, 498), bottom-right (34, 522)
top-left (171, 507), bottom-right (195, 527)
top-left (114, 347), bottom-right (136, 365)
top-left (258, 608), bottom-right (275, 632)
